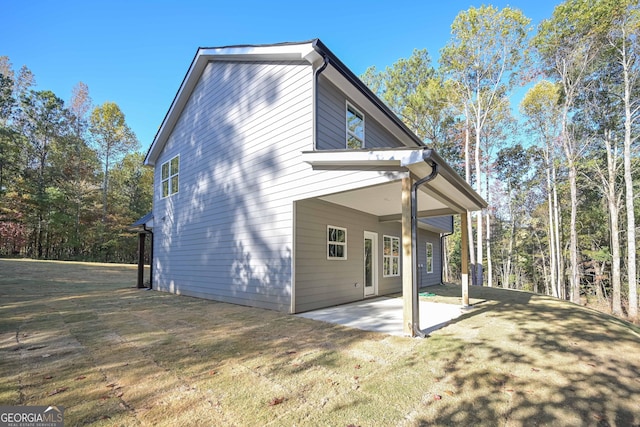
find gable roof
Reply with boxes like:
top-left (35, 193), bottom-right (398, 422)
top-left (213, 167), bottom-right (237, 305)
top-left (144, 39), bottom-right (425, 166)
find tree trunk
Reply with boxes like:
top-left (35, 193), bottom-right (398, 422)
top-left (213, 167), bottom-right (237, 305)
top-left (622, 37), bottom-right (638, 321)
top-left (103, 151), bottom-right (110, 225)
top-left (546, 152), bottom-right (558, 298)
top-left (486, 211), bottom-right (493, 287)
top-left (475, 121), bottom-right (484, 286)
top-left (605, 131), bottom-right (623, 316)
top-left (568, 158), bottom-right (580, 303)
top-left (552, 162), bottom-right (563, 298)
top-left (464, 108), bottom-right (477, 286)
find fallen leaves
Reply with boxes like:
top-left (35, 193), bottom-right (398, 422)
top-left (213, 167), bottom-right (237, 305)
top-left (48, 387), bottom-right (68, 396)
top-left (268, 396), bottom-right (285, 406)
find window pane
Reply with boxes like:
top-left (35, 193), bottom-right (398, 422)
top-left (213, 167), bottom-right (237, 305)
top-left (329, 228), bottom-right (336, 242)
top-left (392, 238), bottom-right (399, 256)
top-left (384, 257), bottom-right (390, 276)
top-left (162, 163), bottom-right (169, 180)
top-left (392, 258), bottom-right (399, 275)
top-left (170, 156), bottom-right (179, 174)
top-left (171, 176), bottom-right (179, 194)
top-left (347, 107), bottom-right (363, 134)
top-left (347, 105), bottom-right (364, 149)
top-left (336, 229), bottom-right (345, 243)
top-left (329, 244), bottom-right (336, 258)
top-left (347, 134), bottom-right (362, 149)
top-left (384, 237), bottom-right (390, 255)
top-left (335, 245), bottom-right (344, 258)
top-left (162, 181), bottom-right (169, 198)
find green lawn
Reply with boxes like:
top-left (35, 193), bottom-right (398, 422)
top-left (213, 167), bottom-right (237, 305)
top-left (1, 259), bottom-right (639, 426)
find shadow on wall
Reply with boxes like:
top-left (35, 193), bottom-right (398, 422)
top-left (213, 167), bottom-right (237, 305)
top-left (157, 61), bottom-right (305, 311)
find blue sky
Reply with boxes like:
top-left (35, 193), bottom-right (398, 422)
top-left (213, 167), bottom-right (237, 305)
top-left (4, 0), bottom-right (559, 152)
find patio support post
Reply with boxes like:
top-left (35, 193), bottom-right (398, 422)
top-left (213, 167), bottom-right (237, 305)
top-left (402, 176), bottom-right (415, 336)
top-left (137, 232), bottom-right (145, 289)
top-left (461, 211), bottom-right (470, 306)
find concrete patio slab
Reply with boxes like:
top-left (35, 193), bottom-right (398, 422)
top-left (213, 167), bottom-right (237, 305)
top-left (297, 296), bottom-right (468, 337)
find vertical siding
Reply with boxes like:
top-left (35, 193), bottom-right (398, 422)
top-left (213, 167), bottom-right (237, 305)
top-left (153, 60), bottom-right (313, 312)
top-left (294, 198), bottom-right (442, 313)
top-left (316, 75), bottom-right (404, 150)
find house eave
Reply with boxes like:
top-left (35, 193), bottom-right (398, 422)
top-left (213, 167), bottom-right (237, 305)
top-left (301, 148), bottom-right (487, 214)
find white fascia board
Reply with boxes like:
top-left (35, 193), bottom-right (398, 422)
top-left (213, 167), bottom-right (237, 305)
top-left (301, 149), bottom-right (427, 169)
top-left (198, 43), bottom-right (321, 63)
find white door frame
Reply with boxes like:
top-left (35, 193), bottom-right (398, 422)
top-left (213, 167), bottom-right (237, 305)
top-left (363, 231), bottom-right (378, 297)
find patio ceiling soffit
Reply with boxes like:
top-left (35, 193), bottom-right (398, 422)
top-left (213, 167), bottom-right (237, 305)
top-left (301, 148), bottom-right (487, 214)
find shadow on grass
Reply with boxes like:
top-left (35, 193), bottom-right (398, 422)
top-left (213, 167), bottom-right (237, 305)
top-left (1, 260), bottom-right (639, 426)
top-left (412, 284), bottom-right (640, 426)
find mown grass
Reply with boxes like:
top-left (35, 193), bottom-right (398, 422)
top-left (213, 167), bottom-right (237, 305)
top-left (1, 259), bottom-right (639, 426)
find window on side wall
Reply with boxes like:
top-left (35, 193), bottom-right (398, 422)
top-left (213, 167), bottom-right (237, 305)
top-left (383, 235), bottom-right (400, 277)
top-left (161, 155), bottom-right (180, 198)
top-left (327, 225), bottom-right (347, 260)
top-left (426, 242), bottom-right (434, 274)
top-left (346, 103), bottom-right (364, 149)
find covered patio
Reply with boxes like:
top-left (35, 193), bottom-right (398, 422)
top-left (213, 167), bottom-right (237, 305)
top-left (298, 295), bottom-right (471, 336)
top-left (302, 147), bottom-right (487, 337)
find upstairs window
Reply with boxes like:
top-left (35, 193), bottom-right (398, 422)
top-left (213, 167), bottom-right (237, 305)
top-left (161, 155), bottom-right (179, 198)
top-left (346, 103), bottom-right (364, 149)
top-left (383, 235), bottom-right (400, 277)
top-left (327, 225), bottom-right (347, 260)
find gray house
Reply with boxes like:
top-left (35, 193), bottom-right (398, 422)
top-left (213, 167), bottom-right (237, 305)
top-left (143, 39), bottom-right (486, 336)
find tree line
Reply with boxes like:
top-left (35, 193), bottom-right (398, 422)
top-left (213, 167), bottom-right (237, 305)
top-left (362, 0), bottom-right (639, 322)
top-left (1, 0), bottom-right (638, 322)
top-left (0, 57), bottom-right (152, 263)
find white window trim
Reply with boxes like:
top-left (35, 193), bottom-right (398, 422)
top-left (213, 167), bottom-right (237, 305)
top-left (161, 154), bottom-right (180, 198)
top-left (426, 242), bottom-right (434, 274)
top-left (383, 235), bottom-right (400, 277)
top-left (346, 101), bottom-right (365, 149)
top-left (327, 225), bottom-right (347, 260)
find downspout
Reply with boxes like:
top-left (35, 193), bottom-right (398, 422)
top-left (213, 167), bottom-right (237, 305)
top-left (440, 216), bottom-right (454, 285)
top-left (143, 224), bottom-right (153, 289)
top-left (411, 150), bottom-right (439, 338)
top-left (291, 51), bottom-right (328, 314)
top-left (313, 54), bottom-right (329, 150)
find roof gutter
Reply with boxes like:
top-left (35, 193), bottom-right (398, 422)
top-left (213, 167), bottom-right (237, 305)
top-left (411, 149), bottom-right (439, 338)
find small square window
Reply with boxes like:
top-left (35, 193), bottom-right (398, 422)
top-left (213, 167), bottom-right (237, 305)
top-left (328, 226), bottom-right (347, 260)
